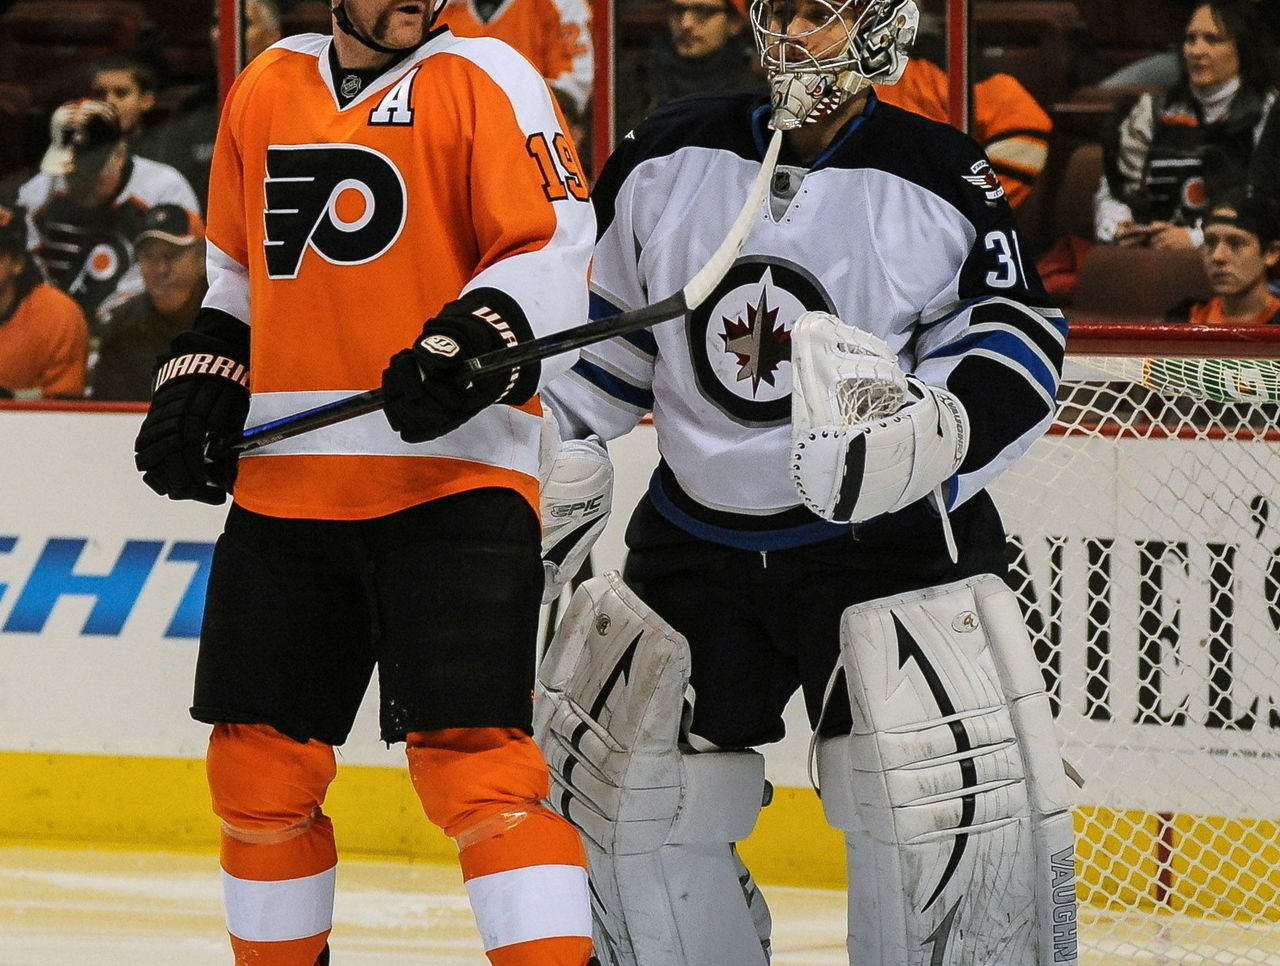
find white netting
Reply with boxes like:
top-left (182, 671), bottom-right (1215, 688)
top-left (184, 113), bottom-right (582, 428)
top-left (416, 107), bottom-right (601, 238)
top-left (988, 324), bottom-right (1280, 965)
top-left (835, 374), bottom-right (905, 426)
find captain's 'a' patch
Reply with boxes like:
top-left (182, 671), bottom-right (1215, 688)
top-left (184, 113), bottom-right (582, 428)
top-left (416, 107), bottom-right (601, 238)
top-left (369, 66), bottom-right (419, 126)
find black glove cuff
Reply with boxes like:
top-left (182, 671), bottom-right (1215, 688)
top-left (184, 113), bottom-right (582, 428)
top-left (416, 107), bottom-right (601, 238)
top-left (153, 309), bottom-right (251, 395)
top-left (437, 288), bottom-right (540, 405)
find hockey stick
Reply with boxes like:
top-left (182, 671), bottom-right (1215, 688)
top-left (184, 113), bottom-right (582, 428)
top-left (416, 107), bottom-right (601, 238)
top-left (1069, 355), bottom-right (1280, 403)
top-left (229, 129), bottom-right (785, 456)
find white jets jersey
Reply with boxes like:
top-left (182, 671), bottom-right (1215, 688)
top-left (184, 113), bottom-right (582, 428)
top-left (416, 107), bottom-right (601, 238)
top-left (544, 91), bottom-right (1067, 551)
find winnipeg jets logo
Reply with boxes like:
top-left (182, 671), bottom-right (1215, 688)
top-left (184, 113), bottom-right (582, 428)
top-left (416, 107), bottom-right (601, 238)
top-left (719, 289), bottom-right (792, 393)
top-left (962, 159), bottom-right (1004, 202)
top-left (688, 258), bottom-right (833, 425)
top-left (263, 144), bottom-right (406, 278)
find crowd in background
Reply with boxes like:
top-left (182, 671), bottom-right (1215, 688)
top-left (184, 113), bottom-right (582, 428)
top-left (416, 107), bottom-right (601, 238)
top-left (0, 0), bottom-right (1279, 403)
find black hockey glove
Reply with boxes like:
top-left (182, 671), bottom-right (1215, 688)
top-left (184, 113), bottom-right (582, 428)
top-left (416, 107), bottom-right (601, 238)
top-left (134, 314), bottom-right (250, 505)
top-left (382, 291), bottom-right (532, 444)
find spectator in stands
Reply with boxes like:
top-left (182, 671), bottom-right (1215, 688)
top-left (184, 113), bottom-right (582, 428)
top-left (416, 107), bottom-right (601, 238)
top-left (0, 203), bottom-right (89, 400)
top-left (614, 0), bottom-right (762, 137)
top-left (1249, 85), bottom-right (1280, 199)
top-left (1096, 1), bottom-right (1279, 251)
top-left (16, 99), bottom-right (200, 325)
top-left (875, 18), bottom-right (1052, 209)
top-left (439, 0), bottom-right (593, 133)
top-left (1101, 0), bottom-right (1280, 89)
top-left (142, 0), bottom-right (284, 210)
top-left (88, 52), bottom-right (158, 143)
top-left (90, 205), bottom-right (207, 401)
top-left (1167, 189), bottom-right (1280, 325)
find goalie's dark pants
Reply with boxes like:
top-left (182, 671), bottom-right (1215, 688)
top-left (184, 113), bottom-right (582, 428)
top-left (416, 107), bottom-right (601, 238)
top-left (192, 487), bottom-right (544, 745)
top-left (621, 491), bottom-right (1011, 749)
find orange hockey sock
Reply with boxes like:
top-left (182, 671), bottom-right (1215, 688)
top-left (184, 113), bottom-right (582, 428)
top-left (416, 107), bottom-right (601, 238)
top-left (407, 727), bottom-right (593, 966)
top-left (207, 723), bottom-right (338, 966)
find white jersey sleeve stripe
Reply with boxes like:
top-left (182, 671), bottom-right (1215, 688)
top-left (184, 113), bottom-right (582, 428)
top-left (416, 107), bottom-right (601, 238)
top-left (921, 326), bottom-right (1062, 401)
top-left (204, 241), bottom-right (252, 327)
top-left (242, 390), bottom-right (542, 476)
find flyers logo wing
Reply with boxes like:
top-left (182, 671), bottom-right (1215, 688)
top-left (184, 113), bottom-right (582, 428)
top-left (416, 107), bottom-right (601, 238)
top-left (263, 144), bottom-right (407, 278)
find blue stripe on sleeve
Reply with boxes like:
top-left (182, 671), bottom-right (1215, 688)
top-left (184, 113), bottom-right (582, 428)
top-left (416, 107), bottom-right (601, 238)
top-left (570, 358), bottom-right (655, 410)
top-left (587, 294), bottom-right (657, 355)
top-left (589, 292), bottom-right (621, 321)
top-left (921, 329), bottom-right (1058, 397)
top-left (622, 328), bottom-right (658, 355)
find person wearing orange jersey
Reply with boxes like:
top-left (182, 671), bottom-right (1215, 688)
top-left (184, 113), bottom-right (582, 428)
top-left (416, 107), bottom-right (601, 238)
top-left (130, 1), bottom-right (597, 965)
top-left (0, 203), bottom-right (89, 400)
top-left (438, 0), bottom-right (592, 123)
top-left (874, 27), bottom-right (1052, 209)
top-left (1167, 189), bottom-right (1280, 324)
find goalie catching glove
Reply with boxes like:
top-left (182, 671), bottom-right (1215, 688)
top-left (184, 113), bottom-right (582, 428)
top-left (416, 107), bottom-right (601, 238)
top-left (133, 310), bottom-right (250, 506)
top-left (790, 311), bottom-right (969, 523)
top-left (538, 409), bottom-right (613, 603)
top-left (382, 289), bottom-right (530, 443)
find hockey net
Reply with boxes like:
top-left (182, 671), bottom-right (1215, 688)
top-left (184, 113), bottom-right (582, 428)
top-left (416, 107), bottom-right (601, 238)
top-left (988, 323), bottom-right (1280, 965)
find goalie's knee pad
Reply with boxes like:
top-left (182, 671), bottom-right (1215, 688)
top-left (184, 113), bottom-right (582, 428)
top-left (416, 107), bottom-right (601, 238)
top-left (534, 572), bottom-right (772, 966)
top-left (820, 574), bottom-right (1078, 966)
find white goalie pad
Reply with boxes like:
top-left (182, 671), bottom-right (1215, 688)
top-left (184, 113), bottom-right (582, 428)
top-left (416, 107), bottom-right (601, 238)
top-left (818, 574), bottom-right (1078, 966)
top-left (534, 572), bottom-right (771, 966)
top-left (789, 311), bottom-right (969, 523)
top-left (539, 411), bottom-right (614, 603)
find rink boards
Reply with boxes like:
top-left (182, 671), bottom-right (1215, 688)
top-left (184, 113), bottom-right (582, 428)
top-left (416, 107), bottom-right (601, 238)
top-left (3, 406), bottom-right (1280, 914)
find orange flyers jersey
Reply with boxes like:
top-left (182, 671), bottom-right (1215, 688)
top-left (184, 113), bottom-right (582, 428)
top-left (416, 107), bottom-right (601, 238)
top-left (1187, 294), bottom-right (1280, 326)
top-left (0, 282), bottom-right (88, 398)
top-left (877, 60), bottom-right (1051, 208)
top-left (202, 30), bottom-right (594, 521)
top-left (438, 0), bottom-right (592, 114)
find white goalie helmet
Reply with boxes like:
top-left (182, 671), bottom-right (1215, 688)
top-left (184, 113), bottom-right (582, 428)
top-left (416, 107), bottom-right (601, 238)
top-left (749, 0), bottom-right (919, 129)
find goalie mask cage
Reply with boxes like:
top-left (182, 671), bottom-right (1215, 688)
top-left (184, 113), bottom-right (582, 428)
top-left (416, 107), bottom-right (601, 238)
top-left (988, 322), bottom-right (1280, 965)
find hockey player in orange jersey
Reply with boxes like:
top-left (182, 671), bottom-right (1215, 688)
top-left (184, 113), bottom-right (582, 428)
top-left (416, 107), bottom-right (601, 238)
top-left (131, 1), bottom-right (597, 964)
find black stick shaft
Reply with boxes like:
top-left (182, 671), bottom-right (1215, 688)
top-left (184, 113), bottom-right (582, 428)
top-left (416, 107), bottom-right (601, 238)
top-left (227, 129), bottom-right (782, 457)
top-left (229, 291), bottom-right (687, 455)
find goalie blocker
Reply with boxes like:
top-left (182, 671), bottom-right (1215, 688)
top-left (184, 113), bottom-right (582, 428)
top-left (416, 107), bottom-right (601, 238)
top-left (820, 573), bottom-right (1078, 966)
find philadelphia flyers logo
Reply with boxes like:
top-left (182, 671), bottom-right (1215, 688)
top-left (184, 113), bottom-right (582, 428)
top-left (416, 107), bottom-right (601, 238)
top-left (263, 144), bottom-right (407, 278)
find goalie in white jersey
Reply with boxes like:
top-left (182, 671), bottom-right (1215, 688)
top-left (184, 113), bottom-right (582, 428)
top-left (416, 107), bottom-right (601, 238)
top-left (534, 1), bottom-right (1078, 965)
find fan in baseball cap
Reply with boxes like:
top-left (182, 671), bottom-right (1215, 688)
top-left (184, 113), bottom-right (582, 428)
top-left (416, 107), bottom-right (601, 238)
top-left (40, 99), bottom-right (123, 177)
top-left (134, 204), bottom-right (206, 247)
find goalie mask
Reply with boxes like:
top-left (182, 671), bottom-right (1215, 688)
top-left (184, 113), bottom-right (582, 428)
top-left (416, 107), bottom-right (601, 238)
top-left (749, 0), bottom-right (919, 129)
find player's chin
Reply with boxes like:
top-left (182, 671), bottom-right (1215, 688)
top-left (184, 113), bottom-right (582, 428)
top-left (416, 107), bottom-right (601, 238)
top-left (392, 1), bottom-right (427, 19)
top-left (381, 2), bottom-right (426, 33)
top-left (381, 14), bottom-right (427, 46)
